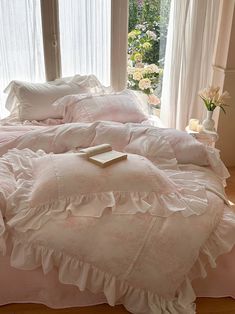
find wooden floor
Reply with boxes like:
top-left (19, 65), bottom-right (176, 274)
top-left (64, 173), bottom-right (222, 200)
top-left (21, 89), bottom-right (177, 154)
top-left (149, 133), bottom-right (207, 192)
top-left (1, 168), bottom-right (235, 314)
top-left (1, 299), bottom-right (235, 314)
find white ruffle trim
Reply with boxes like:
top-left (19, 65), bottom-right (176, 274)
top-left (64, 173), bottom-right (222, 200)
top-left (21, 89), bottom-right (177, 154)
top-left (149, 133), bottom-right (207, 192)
top-left (206, 147), bottom-right (230, 181)
top-left (7, 190), bottom-right (208, 233)
top-left (189, 208), bottom-right (235, 280)
top-left (9, 208), bottom-right (235, 314)
top-left (4, 148), bottom-right (209, 233)
top-left (10, 239), bottom-right (195, 314)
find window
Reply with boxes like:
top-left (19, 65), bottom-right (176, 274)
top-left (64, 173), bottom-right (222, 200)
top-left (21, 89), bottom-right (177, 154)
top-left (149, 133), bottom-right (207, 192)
top-left (0, 0), bottom-right (45, 117)
top-left (0, 0), bottom-right (128, 118)
top-left (127, 0), bottom-right (171, 111)
top-left (59, 0), bottom-right (111, 86)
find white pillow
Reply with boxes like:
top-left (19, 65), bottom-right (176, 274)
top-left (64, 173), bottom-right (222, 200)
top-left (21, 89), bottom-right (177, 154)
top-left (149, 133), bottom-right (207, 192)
top-left (54, 90), bottom-right (147, 123)
top-left (4, 74), bottom-right (105, 121)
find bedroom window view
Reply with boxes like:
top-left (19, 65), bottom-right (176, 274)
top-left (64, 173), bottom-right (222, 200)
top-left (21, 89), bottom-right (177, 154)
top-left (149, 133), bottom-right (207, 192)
top-left (127, 0), bottom-right (171, 115)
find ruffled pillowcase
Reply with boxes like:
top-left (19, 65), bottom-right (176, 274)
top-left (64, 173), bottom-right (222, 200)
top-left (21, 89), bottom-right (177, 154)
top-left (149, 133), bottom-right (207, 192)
top-left (5, 148), bottom-right (208, 234)
top-left (4, 74), bottom-right (107, 121)
top-left (53, 90), bottom-right (147, 124)
top-left (0, 155), bottom-right (17, 254)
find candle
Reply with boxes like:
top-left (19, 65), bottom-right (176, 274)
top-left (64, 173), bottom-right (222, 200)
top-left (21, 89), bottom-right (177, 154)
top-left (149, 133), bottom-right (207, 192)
top-left (189, 119), bottom-right (199, 131)
top-left (197, 124), bottom-right (203, 133)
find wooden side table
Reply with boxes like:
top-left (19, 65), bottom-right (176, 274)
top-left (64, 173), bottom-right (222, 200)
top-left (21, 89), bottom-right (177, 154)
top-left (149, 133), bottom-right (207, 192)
top-left (185, 126), bottom-right (219, 147)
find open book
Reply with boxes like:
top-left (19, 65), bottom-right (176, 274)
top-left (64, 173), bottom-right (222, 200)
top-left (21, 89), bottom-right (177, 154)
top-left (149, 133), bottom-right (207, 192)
top-left (79, 144), bottom-right (127, 168)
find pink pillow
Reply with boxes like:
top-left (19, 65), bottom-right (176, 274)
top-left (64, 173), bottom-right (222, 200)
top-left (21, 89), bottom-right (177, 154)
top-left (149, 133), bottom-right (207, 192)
top-left (54, 90), bottom-right (147, 123)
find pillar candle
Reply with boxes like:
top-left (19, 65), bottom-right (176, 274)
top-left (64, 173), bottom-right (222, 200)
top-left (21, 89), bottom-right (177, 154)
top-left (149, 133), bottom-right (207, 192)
top-left (189, 119), bottom-right (199, 131)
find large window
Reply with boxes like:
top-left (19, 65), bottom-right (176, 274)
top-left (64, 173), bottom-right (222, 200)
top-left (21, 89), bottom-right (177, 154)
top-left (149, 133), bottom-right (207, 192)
top-left (59, 0), bottom-right (111, 86)
top-left (0, 0), bottom-right (45, 117)
top-left (0, 0), bottom-right (168, 119)
top-left (127, 0), bottom-right (171, 111)
top-left (0, 0), bottom-right (121, 118)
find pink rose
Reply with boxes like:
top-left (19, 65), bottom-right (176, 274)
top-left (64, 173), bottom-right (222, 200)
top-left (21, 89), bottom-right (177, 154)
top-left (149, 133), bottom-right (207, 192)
top-left (148, 94), bottom-right (160, 105)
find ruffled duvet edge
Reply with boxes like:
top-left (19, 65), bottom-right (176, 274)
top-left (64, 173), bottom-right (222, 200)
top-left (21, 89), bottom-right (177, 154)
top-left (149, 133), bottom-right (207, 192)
top-left (5, 148), bottom-right (209, 233)
top-left (9, 207), bottom-right (235, 314)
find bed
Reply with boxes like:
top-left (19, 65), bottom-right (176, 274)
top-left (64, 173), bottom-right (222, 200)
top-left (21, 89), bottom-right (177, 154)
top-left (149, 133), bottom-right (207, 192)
top-left (0, 75), bottom-right (235, 314)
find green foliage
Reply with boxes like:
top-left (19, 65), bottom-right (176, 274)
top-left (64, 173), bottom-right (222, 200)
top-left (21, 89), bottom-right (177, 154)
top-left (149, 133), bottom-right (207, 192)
top-left (142, 0), bottom-right (161, 27)
top-left (128, 0), bottom-right (171, 98)
top-left (128, 26), bottom-right (155, 64)
top-left (128, 0), bottom-right (138, 31)
top-left (128, 0), bottom-right (171, 67)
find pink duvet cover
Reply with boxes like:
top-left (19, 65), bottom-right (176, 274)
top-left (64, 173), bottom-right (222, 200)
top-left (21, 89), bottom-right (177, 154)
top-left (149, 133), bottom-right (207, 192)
top-left (0, 125), bottom-right (44, 144)
top-left (0, 119), bottom-right (234, 314)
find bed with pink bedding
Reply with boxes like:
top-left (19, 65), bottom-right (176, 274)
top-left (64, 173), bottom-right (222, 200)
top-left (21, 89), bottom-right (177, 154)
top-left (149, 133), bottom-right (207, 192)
top-left (0, 87), bottom-right (235, 314)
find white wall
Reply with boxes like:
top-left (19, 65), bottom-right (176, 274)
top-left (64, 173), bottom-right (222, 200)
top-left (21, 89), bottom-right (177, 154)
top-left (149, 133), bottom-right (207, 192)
top-left (213, 0), bottom-right (235, 166)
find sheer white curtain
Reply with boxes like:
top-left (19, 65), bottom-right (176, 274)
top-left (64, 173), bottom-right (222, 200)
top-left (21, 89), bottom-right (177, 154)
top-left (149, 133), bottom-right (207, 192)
top-left (160, 0), bottom-right (220, 130)
top-left (0, 0), bottom-right (45, 118)
top-left (59, 0), bottom-right (111, 86)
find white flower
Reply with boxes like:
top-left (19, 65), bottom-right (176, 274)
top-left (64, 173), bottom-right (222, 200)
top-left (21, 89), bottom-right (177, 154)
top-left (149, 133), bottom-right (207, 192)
top-left (127, 66), bottom-right (135, 75)
top-left (208, 86), bottom-right (220, 100)
top-left (135, 61), bottom-right (144, 68)
top-left (145, 64), bottom-right (159, 74)
top-left (198, 88), bottom-right (208, 99)
top-left (146, 30), bottom-right (157, 40)
top-left (198, 85), bottom-right (230, 113)
top-left (199, 86), bottom-right (220, 100)
top-left (139, 78), bottom-right (151, 91)
top-left (133, 70), bottom-right (143, 81)
top-left (148, 94), bottom-right (160, 105)
top-left (127, 58), bottom-right (133, 67)
top-left (218, 91), bottom-right (230, 104)
top-left (136, 24), bottom-right (145, 31)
